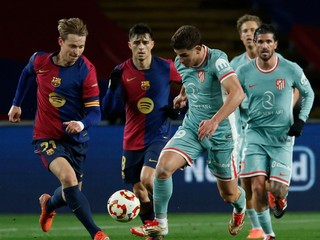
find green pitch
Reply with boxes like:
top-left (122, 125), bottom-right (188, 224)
top-left (1, 212), bottom-right (319, 239)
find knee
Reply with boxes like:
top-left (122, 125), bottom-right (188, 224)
top-left (140, 177), bottom-right (153, 193)
top-left (59, 172), bottom-right (78, 187)
top-left (252, 184), bottom-right (265, 200)
top-left (155, 166), bottom-right (172, 179)
top-left (220, 190), bottom-right (238, 203)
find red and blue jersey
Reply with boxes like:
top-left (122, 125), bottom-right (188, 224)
top-left (103, 56), bottom-right (181, 150)
top-left (12, 52), bottom-right (101, 143)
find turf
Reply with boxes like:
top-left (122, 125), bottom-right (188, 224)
top-left (0, 212), bottom-right (319, 239)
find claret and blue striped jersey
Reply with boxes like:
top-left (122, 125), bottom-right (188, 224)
top-left (12, 52), bottom-right (101, 143)
top-left (103, 56), bottom-right (181, 150)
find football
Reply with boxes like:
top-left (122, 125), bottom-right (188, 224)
top-left (107, 189), bottom-right (140, 222)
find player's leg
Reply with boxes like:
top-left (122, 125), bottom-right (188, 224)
top-left (130, 150), bottom-right (185, 238)
top-left (137, 141), bottom-right (168, 224)
top-left (241, 143), bottom-right (275, 238)
top-left (52, 141), bottom-right (108, 239)
top-left (123, 148), bottom-right (156, 233)
top-left (241, 178), bottom-right (264, 239)
top-left (209, 148), bottom-right (246, 235)
top-left (217, 178), bottom-right (246, 235)
top-left (268, 145), bottom-right (292, 219)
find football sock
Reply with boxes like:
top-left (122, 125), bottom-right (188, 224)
top-left (231, 186), bottom-right (246, 214)
top-left (46, 186), bottom-right (67, 213)
top-left (257, 208), bottom-right (275, 236)
top-left (139, 201), bottom-right (154, 223)
top-left (154, 177), bottom-right (172, 219)
top-left (247, 208), bottom-right (262, 229)
top-left (63, 186), bottom-right (100, 238)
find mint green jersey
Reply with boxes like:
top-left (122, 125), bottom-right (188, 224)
top-left (230, 52), bottom-right (253, 128)
top-left (237, 56), bottom-right (314, 146)
top-left (174, 46), bottom-right (240, 147)
top-left (230, 52), bottom-right (252, 71)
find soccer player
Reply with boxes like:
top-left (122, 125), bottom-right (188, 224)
top-left (237, 24), bottom-right (314, 240)
top-left (8, 18), bottom-right (109, 240)
top-left (230, 14), bottom-right (265, 239)
top-left (102, 23), bottom-right (181, 239)
top-left (130, 25), bottom-right (246, 239)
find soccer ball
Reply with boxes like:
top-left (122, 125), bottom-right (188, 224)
top-left (107, 189), bottom-right (140, 222)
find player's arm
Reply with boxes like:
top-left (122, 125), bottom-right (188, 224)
top-left (8, 56), bottom-right (37, 123)
top-left (101, 68), bottom-right (125, 119)
top-left (293, 88), bottom-right (300, 106)
top-left (198, 75), bottom-right (244, 140)
top-left (64, 99), bottom-right (101, 134)
top-left (288, 72), bottom-right (314, 137)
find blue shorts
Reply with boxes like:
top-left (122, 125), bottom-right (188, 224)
top-left (33, 138), bottom-right (88, 182)
top-left (122, 141), bottom-right (167, 184)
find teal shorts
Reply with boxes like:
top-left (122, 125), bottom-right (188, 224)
top-left (163, 126), bottom-right (239, 181)
top-left (240, 142), bottom-right (293, 186)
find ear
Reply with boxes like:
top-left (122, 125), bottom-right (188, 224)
top-left (150, 40), bottom-right (155, 50)
top-left (58, 37), bottom-right (63, 47)
top-left (128, 41), bottom-right (132, 50)
top-left (274, 40), bottom-right (278, 50)
top-left (195, 45), bottom-right (202, 52)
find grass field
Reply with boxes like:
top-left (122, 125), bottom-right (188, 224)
top-left (0, 212), bottom-right (319, 239)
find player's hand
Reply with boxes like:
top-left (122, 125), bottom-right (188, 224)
top-left (8, 105), bottom-right (22, 123)
top-left (108, 69), bottom-right (123, 91)
top-left (198, 118), bottom-right (219, 140)
top-left (287, 118), bottom-right (305, 137)
top-left (63, 121), bottom-right (84, 134)
top-left (161, 105), bottom-right (180, 120)
top-left (173, 94), bottom-right (187, 109)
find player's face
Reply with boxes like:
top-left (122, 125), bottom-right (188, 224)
top-left (255, 33), bottom-right (278, 61)
top-left (128, 34), bottom-right (154, 62)
top-left (59, 34), bottom-right (86, 66)
top-left (240, 21), bottom-right (259, 50)
top-left (174, 45), bottom-right (202, 68)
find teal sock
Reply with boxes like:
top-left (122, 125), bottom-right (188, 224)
top-left (257, 209), bottom-right (275, 236)
top-left (154, 177), bottom-right (173, 219)
top-left (231, 187), bottom-right (246, 214)
top-left (247, 208), bottom-right (262, 229)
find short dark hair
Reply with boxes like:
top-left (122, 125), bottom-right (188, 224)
top-left (128, 23), bottom-right (153, 40)
top-left (170, 25), bottom-right (202, 50)
top-left (254, 23), bottom-right (278, 42)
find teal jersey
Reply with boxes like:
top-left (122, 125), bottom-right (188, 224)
top-left (237, 56), bottom-right (314, 145)
top-left (230, 52), bottom-right (254, 128)
top-left (175, 45), bottom-right (240, 146)
top-left (230, 52), bottom-right (252, 71)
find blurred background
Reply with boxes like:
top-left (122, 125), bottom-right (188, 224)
top-left (0, 0), bottom-right (319, 213)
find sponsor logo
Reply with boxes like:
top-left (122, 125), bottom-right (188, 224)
top-left (49, 92), bottom-right (66, 107)
top-left (148, 159), bottom-right (158, 163)
top-left (184, 146), bottom-right (315, 192)
top-left (290, 146), bottom-right (315, 191)
top-left (127, 77), bottom-right (136, 82)
top-left (215, 58), bottom-right (230, 72)
top-left (38, 69), bottom-right (49, 73)
top-left (137, 97), bottom-right (154, 114)
top-left (249, 84), bottom-right (256, 88)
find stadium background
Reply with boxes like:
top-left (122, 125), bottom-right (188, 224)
top-left (0, 0), bottom-right (319, 213)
